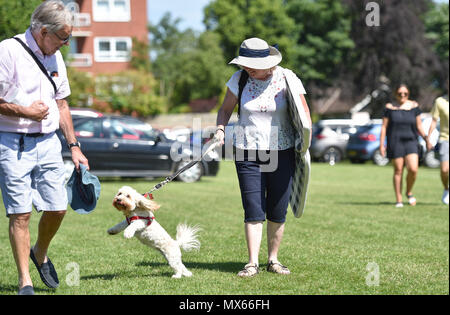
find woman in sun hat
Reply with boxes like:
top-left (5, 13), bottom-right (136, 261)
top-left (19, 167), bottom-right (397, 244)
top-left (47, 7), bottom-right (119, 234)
top-left (214, 37), bottom-right (312, 277)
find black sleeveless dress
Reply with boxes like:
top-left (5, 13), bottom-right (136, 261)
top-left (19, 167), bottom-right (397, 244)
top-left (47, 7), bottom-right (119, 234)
top-left (383, 106), bottom-right (421, 159)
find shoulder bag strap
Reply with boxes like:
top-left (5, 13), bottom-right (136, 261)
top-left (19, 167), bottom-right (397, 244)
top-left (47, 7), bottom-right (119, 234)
top-left (237, 70), bottom-right (249, 117)
top-left (13, 37), bottom-right (57, 95)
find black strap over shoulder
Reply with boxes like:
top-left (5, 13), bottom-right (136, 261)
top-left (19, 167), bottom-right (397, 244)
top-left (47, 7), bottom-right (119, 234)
top-left (237, 70), bottom-right (249, 117)
top-left (13, 37), bottom-right (57, 95)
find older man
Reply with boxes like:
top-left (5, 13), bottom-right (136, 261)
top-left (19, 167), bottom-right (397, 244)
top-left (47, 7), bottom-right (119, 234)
top-left (0, 1), bottom-right (89, 295)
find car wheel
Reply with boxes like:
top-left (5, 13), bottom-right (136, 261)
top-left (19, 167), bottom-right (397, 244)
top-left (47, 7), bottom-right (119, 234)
top-left (424, 151), bottom-right (440, 168)
top-left (322, 147), bottom-right (342, 165)
top-left (64, 159), bottom-right (75, 183)
top-left (176, 161), bottom-right (202, 183)
top-left (372, 149), bottom-right (389, 166)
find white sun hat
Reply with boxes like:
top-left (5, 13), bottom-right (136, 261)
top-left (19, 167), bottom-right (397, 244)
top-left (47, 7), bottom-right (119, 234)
top-left (229, 37), bottom-right (282, 70)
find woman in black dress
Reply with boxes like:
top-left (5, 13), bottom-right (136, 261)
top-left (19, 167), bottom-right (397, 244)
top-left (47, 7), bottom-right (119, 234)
top-left (380, 84), bottom-right (431, 207)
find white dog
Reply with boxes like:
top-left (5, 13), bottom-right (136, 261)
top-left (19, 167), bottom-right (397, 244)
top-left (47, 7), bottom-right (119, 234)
top-left (107, 186), bottom-right (201, 278)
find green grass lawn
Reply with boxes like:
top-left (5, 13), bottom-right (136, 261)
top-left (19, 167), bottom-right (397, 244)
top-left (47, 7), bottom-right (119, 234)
top-left (0, 161), bottom-right (448, 295)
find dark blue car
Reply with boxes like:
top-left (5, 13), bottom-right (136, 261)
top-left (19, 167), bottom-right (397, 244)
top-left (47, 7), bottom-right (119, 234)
top-left (346, 123), bottom-right (389, 166)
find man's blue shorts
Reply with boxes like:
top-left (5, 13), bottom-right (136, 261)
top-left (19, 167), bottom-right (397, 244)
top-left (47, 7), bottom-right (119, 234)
top-left (0, 132), bottom-right (68, 217)
top-left (234, 148), bottom-right (295, 223)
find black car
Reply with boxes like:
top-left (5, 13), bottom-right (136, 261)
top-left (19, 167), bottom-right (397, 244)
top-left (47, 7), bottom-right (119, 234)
top-left (58, 115), bottom-right (220, 182)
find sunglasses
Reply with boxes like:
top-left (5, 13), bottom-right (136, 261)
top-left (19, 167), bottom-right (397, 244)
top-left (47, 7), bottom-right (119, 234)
top-left (52, 31), bottom-right (72, 44)
top-left (397, 92), bottom-right (409, 97)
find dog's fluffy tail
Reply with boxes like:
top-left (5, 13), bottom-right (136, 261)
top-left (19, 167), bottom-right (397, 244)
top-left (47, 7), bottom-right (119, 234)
top-left (176, 223), bottom-right (201, 252)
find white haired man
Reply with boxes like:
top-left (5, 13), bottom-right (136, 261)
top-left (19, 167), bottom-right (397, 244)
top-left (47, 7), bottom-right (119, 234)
top-left (0, 1), bottom-right (89, 295)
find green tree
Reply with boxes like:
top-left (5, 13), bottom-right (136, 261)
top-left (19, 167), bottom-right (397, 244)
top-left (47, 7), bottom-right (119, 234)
top-left (149, 13), bottom-right (232, 112)
top-left (204, 0), bottom-right (298, 69)
top-left (285, 0), bottom-right (355, 84)
top-left (95, 71), bottom-right (166, 116)
top-left (0, 0), bottom-right (41, 41)
top-left (425, 1), bottom-right (449, 83)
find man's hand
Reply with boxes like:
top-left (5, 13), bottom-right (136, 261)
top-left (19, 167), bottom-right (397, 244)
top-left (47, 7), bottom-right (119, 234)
top-left (70, 146), bottom-right (89, 171)
top-left (24, 100), bottom-right (49, 121)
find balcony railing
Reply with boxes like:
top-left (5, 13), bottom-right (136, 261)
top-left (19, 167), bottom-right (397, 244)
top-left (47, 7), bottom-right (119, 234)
top-left (67, 53), bottom-right (92, 67)
top-left (73, 13), bottom-right (91, 27)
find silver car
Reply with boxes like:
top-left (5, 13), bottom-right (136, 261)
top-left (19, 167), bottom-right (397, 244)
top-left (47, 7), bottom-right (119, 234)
top-left (310, 119), bottom-right (367, 165)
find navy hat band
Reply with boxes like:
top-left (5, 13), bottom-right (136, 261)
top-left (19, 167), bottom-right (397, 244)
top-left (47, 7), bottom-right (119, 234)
top-left (239, 47), bottom-right (270, 58)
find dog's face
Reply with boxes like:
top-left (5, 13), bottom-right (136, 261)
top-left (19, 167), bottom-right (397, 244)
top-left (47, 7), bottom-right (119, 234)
top-left (112, 186), bottom-right (160, 216)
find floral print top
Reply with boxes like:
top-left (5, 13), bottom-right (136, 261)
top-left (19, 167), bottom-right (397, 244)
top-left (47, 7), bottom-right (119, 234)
top-left (226, 66), bottom-right (306, 150)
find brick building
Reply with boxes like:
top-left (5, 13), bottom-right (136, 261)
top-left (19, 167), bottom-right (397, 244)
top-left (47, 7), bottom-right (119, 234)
top-left (65, 0), bottom-right (148, 75)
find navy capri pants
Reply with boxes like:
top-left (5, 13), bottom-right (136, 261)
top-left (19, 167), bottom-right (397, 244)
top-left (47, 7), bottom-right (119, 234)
top-left (234, 148), bottom-right (295, 223)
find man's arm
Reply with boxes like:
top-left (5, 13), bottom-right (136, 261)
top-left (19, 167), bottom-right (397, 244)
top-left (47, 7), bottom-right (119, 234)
top-left (0, 98), bottom-right (49, 121)
top-left (56, 99), bottom-right (89, 170)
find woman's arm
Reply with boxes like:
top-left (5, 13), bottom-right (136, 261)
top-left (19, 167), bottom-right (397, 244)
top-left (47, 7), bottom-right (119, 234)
top-left (416, 114), bottom-right (431, 149)
top-left (380, 117), bottom-right (389, 157)
top-left (215, 88), bottom-right (238, 144)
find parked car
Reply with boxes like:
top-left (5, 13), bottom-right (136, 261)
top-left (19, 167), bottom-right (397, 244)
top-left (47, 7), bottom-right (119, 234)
top-left (310, 119), bottom-right (363, 164)
top-left (70, 107), bottom-right (103, 118)
top-left (57, 115), bottom-right (220, 182)
top-left (346, 123), bottom-right (389, 166)
top-left (346, 116), bottom-right (440, 167)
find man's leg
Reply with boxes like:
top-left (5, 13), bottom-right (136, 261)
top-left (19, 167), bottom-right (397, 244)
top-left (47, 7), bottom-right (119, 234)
top-left (9, 213), bottom-right (33, 289)
top-left (32, 210), bottom-right (66, 265)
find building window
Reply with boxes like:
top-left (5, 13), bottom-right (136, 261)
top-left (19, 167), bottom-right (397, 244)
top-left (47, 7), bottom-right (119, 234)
top-left (93, 0), bottom-right (130, 22)
top-left (94, 37), bottom-right (132, 62)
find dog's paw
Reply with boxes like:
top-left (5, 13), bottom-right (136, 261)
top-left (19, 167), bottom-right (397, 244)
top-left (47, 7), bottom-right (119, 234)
top-left (123, 230), bottom-right (135, 239)
top-left (183, 270), bottom-right (193, 277)
top-left (172, 273), bottom-right (182, 279)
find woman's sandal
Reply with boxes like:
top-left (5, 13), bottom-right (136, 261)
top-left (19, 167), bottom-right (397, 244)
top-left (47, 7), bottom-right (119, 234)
top-left (237, 263), bottom-right (260, 277)
top-left (267, 260), bottom-right (291, 275)
top-left (407, 194), bottom-right (417, 206)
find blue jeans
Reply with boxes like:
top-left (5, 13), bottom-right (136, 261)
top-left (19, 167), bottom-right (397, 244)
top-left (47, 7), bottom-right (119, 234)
top-left (234, 148), bottom-right (295, 223)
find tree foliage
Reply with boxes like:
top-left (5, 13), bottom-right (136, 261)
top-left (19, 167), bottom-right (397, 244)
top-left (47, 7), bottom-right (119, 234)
top-left (149, 13), bottom-right (232, 112)
top-left (204, 0), bottom-right (298, 69)
top-left (342, 0), bottom-right (442, 101)
top-left (0, 0), bottom-right (41, 41)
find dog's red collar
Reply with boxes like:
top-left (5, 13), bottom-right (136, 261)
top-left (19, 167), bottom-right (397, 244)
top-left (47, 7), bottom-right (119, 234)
top-left (126, 216), bottom-right (155, 226)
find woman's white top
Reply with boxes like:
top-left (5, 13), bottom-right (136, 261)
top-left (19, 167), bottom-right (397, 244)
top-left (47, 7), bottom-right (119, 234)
top-left (226, 66), bottom-right (306, 150)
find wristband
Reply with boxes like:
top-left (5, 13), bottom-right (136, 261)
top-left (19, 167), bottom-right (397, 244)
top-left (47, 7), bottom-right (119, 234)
top-left (216, 127), bottom-right (225, 133)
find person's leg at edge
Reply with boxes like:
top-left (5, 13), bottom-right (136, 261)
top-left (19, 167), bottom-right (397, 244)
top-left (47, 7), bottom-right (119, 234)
top-left (9, 213), bottom-right (33, 289)
top-left (32, 210), bottom-right (66, 265)
top-left (441, 161), bottom-right (449, 190)
top-left (393, 157), bottom-right (405, 204)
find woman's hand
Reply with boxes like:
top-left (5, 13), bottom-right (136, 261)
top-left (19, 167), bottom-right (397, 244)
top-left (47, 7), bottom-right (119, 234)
top-left (213, 127), bottom-right (225, 146)
top-left (379, 145), bottom-right (386, 157)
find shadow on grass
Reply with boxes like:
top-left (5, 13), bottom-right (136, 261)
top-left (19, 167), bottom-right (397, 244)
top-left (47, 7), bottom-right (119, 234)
top-left (137, 260), bottom-right (244, 274)
top-left (336, 201), bottom-right (438, 206)
top-left (79, 260), bottom-right (244, 282)
top-left (0, 284), bottom-right (54, 295)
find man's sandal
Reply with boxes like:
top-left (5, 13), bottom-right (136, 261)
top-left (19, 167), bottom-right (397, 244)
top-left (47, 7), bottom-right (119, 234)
top-left (267, 261), bottom-right (291, 275)
top-left (237, 263), bottom-right (260, 277)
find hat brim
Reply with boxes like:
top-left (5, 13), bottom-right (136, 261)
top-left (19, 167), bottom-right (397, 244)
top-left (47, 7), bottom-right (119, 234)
top-left (229, 46), bottom-right (282, 69)
top-left (66, 165), bottom-right (101, 215)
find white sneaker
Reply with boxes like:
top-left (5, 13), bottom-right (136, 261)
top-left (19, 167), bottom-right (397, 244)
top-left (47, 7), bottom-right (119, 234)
top-left (395, 202), bottom-right (404, 208)
top-left (442, 190), bottom-right (449, 205)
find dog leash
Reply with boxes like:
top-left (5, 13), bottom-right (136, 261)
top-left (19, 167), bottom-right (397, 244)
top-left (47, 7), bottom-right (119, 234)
top-left (144, 138), bottom-right (221, 198)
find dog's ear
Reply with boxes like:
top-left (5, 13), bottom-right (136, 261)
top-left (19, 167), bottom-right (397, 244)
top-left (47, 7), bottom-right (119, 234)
top-left (136, 194), bottom-right (160, 211)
